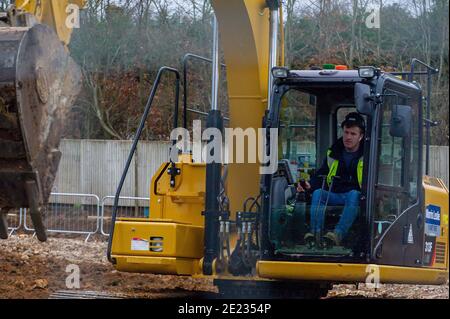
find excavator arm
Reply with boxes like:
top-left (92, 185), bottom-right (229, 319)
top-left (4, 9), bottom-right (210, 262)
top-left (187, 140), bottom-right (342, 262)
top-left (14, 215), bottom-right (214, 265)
top-left (210, 0), bottom-right (282, 216)
top-left (0, 0), bottom-right (84, 240)
top-left (12, 0), bottom-right (86, 45)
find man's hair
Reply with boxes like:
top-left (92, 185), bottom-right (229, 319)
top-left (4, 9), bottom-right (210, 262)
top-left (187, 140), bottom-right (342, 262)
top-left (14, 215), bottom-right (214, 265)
top-left (341, 112), bottom-right (365, 134)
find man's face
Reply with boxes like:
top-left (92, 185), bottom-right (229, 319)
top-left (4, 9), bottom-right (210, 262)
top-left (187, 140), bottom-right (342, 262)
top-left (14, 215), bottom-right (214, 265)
top-left (343, 125), bottom-right (363, 152)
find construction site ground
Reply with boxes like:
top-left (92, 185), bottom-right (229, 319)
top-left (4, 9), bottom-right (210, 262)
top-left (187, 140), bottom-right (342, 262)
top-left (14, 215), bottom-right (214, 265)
top-left (0, 234), bottom-right (448, 299)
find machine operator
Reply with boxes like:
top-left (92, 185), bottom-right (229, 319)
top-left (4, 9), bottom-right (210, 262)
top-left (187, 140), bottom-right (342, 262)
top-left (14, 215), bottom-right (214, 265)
top-left (297, 112), bottom-right (365, 247)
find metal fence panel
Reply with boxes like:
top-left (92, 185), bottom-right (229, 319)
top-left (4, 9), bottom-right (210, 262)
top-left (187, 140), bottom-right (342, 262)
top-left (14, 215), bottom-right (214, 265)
top-left (53, 140), bottom-right (81, 194)
top-left (81, 140), bottom-right (137, 199)
top-left (6, 208), bottom-right (22, 236)
top-left (24, 193), bottom-right (100, 242)
top-left (427, 146), bottom-right (449, 187)
top-left (52, 140), bottom-right (169, 202)
top-left (50, 140), bottom-right (448, 197)
top-left (100, 196), bottom-right (150, 236)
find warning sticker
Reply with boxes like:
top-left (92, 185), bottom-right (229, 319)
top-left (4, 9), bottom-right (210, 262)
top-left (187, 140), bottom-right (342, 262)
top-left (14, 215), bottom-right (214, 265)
top-left (407, 224), bottom-right (414, 244)
top-left (425, 205), bottom-right (441, 237)
top-left (131, 238), bottom-right (149, 251)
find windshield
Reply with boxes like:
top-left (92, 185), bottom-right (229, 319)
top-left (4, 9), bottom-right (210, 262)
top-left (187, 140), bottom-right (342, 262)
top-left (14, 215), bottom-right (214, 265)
top-left (278, 89), bottom-right (316, 181)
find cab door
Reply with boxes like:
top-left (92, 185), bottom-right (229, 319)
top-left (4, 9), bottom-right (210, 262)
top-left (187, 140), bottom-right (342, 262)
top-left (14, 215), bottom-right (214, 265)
top-left (370, 78), bottom-right (424, 267)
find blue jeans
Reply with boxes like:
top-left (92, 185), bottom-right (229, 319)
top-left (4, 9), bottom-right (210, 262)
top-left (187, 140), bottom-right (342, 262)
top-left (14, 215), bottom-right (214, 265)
top-left (309, 189), bottom-right (361, 239)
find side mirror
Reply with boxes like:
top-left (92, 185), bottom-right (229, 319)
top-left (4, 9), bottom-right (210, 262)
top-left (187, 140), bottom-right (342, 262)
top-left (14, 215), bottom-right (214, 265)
top-left (390, 105), bottom-right (412, 137)
top-left (354, 83), bottom-right (373, 115)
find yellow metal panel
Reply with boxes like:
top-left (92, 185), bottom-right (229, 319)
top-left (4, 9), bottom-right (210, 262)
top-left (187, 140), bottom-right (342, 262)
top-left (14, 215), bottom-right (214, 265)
top-left (114, 255), bottom-right (200, 275)
top-left (112, 157), bottom-right (207, 275)
top-left (149, 161), bottom-right (206, 226)
top-left (211, 0), bottom-right (273, 216)
top-left (257, 261), bottom-right (449, 285)
top-left (423, 176), bottom-right (449, 270)
top-left (111, 220), bottom-right (204, 259)
top-left (15, 0), bottom-right (87, 45)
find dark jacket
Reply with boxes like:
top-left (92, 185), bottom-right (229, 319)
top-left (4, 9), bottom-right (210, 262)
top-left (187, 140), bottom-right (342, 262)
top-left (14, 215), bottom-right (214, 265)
top-left (310, 137), bottom-right (364, 193)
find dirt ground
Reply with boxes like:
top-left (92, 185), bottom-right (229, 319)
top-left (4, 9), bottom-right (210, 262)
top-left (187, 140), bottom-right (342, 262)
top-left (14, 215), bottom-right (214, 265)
top-left (0, 234), bottom-right (448, 299)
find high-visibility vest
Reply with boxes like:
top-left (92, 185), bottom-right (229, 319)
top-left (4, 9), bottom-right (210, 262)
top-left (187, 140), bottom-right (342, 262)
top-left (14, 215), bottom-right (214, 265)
top-left (326, 150), bottom-right (363, 188)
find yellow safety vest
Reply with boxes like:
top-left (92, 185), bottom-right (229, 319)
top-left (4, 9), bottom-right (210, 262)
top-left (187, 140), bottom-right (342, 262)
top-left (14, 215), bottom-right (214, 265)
top-left (326, 150), bottom-right (363, 188)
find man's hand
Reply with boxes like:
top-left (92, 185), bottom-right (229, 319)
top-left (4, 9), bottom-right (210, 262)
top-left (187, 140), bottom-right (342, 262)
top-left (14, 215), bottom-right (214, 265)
top-left (297, 181), bottom-right (311, 193)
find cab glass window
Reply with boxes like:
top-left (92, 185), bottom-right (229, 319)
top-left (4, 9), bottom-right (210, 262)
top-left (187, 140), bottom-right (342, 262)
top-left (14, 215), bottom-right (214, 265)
top-left (278, 89), bottom-right (316, 182)
top-left (377, 92), bottom-right (405, 188)
top-left (373, 87), bottom-right (420, 241)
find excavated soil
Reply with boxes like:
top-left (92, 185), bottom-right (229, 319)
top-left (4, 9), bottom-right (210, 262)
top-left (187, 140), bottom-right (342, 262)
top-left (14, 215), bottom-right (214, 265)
top-left (0, 234), bottom-right (216, 299)
top-left (0, 234), bottom-right (448, 299)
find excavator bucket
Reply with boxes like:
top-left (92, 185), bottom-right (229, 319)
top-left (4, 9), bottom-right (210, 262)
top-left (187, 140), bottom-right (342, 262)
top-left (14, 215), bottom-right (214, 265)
top-left (0, 24), bottom-right (82, 240)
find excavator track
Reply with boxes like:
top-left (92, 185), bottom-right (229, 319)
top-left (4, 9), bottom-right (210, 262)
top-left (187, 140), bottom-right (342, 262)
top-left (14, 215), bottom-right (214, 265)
top-left (49, 290), bottom-right (126, 299)
top-left (215, 279), bottom-right (331, 299)
top-left (0, 24), bottom-right (81, 240)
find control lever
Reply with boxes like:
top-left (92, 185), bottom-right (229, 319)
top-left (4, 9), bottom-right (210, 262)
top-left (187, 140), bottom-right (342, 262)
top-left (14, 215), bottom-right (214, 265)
top-left (297, 179), bottom-right (315, 202)
top-left (314, 175), bottom-right (340, 246)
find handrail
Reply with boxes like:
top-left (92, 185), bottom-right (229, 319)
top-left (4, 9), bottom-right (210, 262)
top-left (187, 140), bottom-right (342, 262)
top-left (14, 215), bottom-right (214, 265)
top-left (389, 71), bottom-right (431, 80)
top-left (408, 59), bottom-right (439, 175)
top-left (390, 60), bottom-right (440, 176)
top-left (182, 53), bottom-right (226, 128)
top-left (408, 58), bottom-right (439, 82)
top-left (107, 66), bottom-right (180, 263)
top-left (186, 107), bottom-right (230, 122)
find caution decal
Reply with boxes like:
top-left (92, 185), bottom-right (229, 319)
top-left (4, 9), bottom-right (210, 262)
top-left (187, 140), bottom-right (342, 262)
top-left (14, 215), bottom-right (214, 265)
top-left (131, 238), bottom-right (149, 251)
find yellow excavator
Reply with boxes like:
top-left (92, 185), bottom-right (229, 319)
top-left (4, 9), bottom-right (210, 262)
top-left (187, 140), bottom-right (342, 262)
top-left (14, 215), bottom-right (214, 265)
top-left (0, 0), bottom-right (84, 240)
top-left (107, 0), bottom-right (448, 298)
top-left (0, 0), bottom-right (447, 298)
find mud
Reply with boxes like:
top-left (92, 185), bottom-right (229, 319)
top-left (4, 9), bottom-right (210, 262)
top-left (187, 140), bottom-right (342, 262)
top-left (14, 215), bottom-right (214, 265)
top-left (0, 234), bottom-right (448, 299)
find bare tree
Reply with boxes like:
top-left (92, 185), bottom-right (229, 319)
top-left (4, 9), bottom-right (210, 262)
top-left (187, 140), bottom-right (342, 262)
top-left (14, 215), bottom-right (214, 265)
top-left (0, 0), bottom-right (10, 11)
top-left (349, 0), bottom-right (358, 68)
top-left (377, 0), bottom-right (383, 58)
top-left (64, 0), bottom-right (448, 144)
top-left (411, 0), bottom-right (432, 63)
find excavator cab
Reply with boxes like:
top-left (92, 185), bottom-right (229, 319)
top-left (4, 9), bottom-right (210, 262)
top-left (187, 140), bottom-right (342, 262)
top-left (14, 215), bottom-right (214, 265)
top-left (260, 66), bottom-right (448, 273)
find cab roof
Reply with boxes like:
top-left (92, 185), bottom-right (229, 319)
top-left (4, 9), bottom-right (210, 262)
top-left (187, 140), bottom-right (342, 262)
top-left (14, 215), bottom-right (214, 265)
top-left (287, 70), bottom-right (363, 82)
